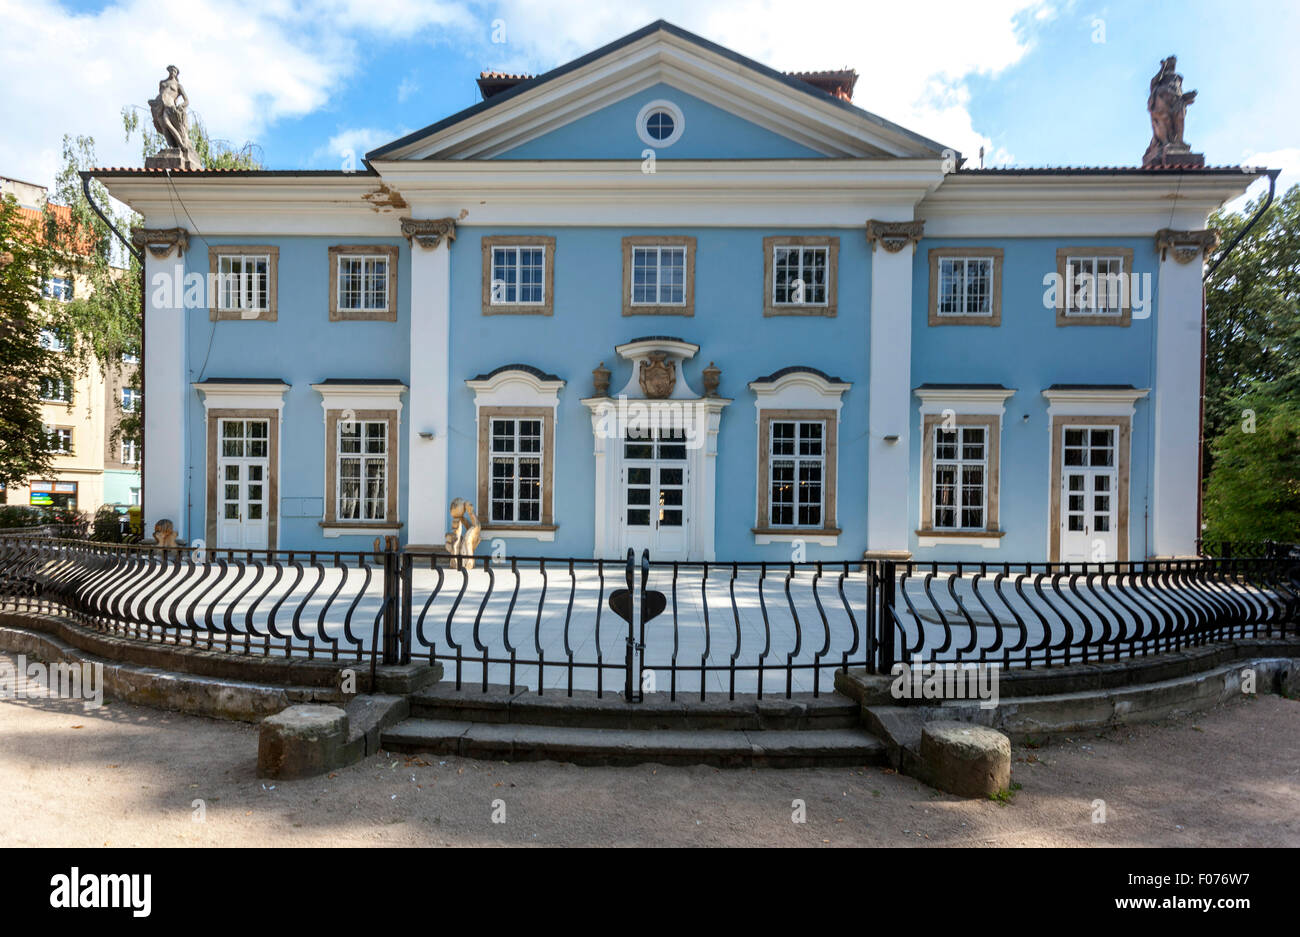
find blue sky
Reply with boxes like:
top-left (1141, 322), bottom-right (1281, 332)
top-left (3, 0), bottom-right (1296, 208)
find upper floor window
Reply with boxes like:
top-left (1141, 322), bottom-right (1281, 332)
top-left (121, 387), bottom-right (140, 412)
top-left (329, 245), bottom-right (399, 321)
top-left (622, 237), bottom-right (695, 316)
top-left (481, 236), bottom-right (555, 316)
top-left (763, 236), bottom-right (838, 317)
top-left (39, 377), bottom-right (71, 403)
top-left (121, 438), bottom-right (140, 464)
top-left (39, 329), bottom-right (67, 352)
top-left (928, 248), bottom-right (1003, 326)
top-left (635, 100), bottom-right (684, 148)
top-left (121, 352), bottom-right (140, 365)
top-left (1055, 247), bottom-right (1134, 327)
top-left (208, 246), bottom-right (279, 321)
top-left (43, 277), bottom-right (73, 302)
top-left (45, 427), bottom-right (72, 454)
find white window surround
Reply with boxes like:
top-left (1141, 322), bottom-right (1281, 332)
top-left (749, 369), bottom-right (851, 546)
top-left (310, 382), bottom-right (407, 538)
top-left (914, 385), bottom-right (1015, 549)
top-left (466, 366), bottom-right (565, 541)
top-left (635, 99), bottom-right (685, 148)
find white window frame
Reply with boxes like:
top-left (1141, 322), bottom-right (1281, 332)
top-left (1064, 254), bottom-right (1126, 317)
top-left (336, 253), bottom-right (390, 313)
top-left (767, 419), bottom-right (827, 529)
top-left (121, 387), bottom-right (140, 413)
top-left (931, 424), bottom-right (988, 531)
top-left (490, 245), bottom-right (547, 306)
top-left (121, 438), bottom-right (141, 464)
top-left (771, 245), bottom-right (830, 307)
top-left (336, 418), bottom-right (389, 522)
top-left (39, 377), bottom-right (70, 402)
top-left (936, 256), bottom-right (994, 318)
top-left (488, 416), bottom-right (545, 525)
top-left (217, 253), bottom-right (271, 313)
top-left (43, 276), bottom-right (73, 302)
top-left (46, 427), bottom-right (72, 453)
top-left (39, 329), bottom-right (66, 352)
top-left (630, 245), bottom-right (687, 307)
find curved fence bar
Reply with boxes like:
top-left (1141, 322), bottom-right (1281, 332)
top-left (0, 535), bottom-right (1295, 699)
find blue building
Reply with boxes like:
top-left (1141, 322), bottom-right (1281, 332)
top-left (95, 21), bottom-right (1261, 563)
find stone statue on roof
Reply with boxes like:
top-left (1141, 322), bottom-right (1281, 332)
top-left (1142, 56), bottom-right (1204, 168)
top-left (146, 66), bottom-right (202, 171)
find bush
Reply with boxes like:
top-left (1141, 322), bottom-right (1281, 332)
top-left (0, 504), bottom-right (89, 537)
top-left (91, 505), bottom-right (124, 543)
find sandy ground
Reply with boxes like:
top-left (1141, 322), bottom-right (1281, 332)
top-left (0, 673), bottom-right (1296, 847)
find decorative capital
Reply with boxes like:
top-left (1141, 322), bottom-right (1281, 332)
top-left (865, 219), bottom-right (925, 253)
top-left (130, 226), bottom-right (189, 259)
top-left (1154, 228), bottom-right (1219, 264)
top-left (400, 217), bottom-right (457, 250)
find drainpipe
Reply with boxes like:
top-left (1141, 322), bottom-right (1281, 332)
top-left (81, 172), bottom-right (146, 524)
top-left (1197, 168), bottom-right (1280, 543)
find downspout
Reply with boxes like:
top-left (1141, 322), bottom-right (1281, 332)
top-left (81, 172), bottom-right (146, 525)
top-left (1197, 168), bottom-right (1280, 545)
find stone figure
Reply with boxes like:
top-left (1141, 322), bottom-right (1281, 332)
top-left (1142, 56), bottom-right (1203, 167)
top-left (592, 362), bottom-right (611, 397)
top-left (147, 66), bottom-right (202, 171)
top-left (152, 519), bottom-right (179, 548)
top-left (445, 498), bottom-right (482, 569)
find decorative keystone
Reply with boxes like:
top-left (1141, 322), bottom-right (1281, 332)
top-left (1155, 228), bottom-right (1219, 264)
top-left (400, 217), bottom-right (457, 250)
top-left (130, 226), bottom-right (189, 259)
top-left (865, 219), bottom-right (925, 253)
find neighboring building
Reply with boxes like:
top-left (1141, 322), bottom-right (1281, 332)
top-left (1, 175), bottom-right (140, 514)
top-left (92, 22), bottom-right (1262, 561)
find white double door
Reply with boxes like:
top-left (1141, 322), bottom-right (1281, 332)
top-left (216, 418), bottom-right (270, 550)
top-left (1058, 424), bottom-right (1119, 563)
top-left (619, 429), bottom-right (689, 560)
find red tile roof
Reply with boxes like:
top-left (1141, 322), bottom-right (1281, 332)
top-left (12, 203), bottom-right (96, 255)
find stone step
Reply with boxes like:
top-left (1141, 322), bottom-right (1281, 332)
top-left (381, 718), bottom-right (887, 768)
top-left (408, 685), bottom-right (861, 730)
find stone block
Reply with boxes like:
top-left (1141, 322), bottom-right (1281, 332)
top-left (257, 705), bottom-right (349, 779)
top-left (920, 720), bottom-right (1011, 799)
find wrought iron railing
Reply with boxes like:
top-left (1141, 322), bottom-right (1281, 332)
top-left (1, 536), bottom-right (1296, 700)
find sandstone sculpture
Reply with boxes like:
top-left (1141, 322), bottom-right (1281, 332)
top-left (445, 499), bottom-right (482, 569)
top-left (146, 66), bottom-right (202, 171)
top-left (1143, 56), bottom-right (1203, 168)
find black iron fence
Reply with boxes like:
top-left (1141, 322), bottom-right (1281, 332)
top-left (1, 534), bottom-right (1296, 701)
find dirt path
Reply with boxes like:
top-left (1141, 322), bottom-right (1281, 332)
top-left (0, 671), bottom-right (1296, 847)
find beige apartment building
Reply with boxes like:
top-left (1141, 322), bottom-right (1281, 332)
top-left (2, 174), bottom-right (140, 515)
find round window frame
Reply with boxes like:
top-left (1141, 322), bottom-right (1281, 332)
top-left (636, 99), bottom-right (685, 148)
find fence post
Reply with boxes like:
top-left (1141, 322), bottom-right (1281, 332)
top-left (877, 560), bottom-right (896, 673)
top-left (382, 544), bottom-right (400, 666)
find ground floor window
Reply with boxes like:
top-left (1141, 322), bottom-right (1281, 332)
top-left (489, 417), bottom-right (543, 524)
top-left (931, 424), bottom-right (987, 530)
top-left (768, 419), bottom-right (825, 528)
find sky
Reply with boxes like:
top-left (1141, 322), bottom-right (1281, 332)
top-left (3, 0), bottom-right (1297, 211)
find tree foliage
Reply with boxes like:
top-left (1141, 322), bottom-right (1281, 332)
top-left (1202, 183), bottom-right (1300, 542)
top-left (0, 197), bottom-right (63, 486)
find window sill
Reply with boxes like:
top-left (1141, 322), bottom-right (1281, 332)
top-left (481, 524), bottom-right (558, 542)
top-left (929, 314), bottom-right (1001, 326)
top-left (623, 305), bottom-right (693, 317)
top-left (763, 305), bottom-right (835, 318)
top-left (482, 304), bottom-right (553, 317)
top-left (916, 529), bottom-right (1005, 549)
top-left (753, 527), bottom-right (841, 547)
top-left (320, 521), bottom-right (403, 539)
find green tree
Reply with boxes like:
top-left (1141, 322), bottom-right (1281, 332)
top-left (1204, 184), bottom-right (1300, 474)
top-left (0, 196), bottom-right (64, 487)
top-left (1202, 394), bottom-right (1300, 543)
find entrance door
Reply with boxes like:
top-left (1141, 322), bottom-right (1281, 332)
top-left (621, 428), bottom-right (688, 559)
top-left (216, 418), bottom-right (270, 550)
top-left (1058, 425), bottom-right (1118, 562)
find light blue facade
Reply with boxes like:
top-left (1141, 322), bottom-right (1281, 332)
top-left (111, 21), bottom-right (1245, 563)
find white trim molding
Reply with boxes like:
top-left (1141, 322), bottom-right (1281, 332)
top-left (636, 99), bottom-right (685, 148)
top-left (915, 384), bottom-right (1016, 416)
top-left (1041, 385), bottom-right (1148, 418)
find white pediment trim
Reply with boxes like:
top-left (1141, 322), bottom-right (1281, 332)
top-left (375, 30), bottom-right (947, 162)
top-left (914, 385), bottom-right (1016, 417)
top-left (1042, 386), bottom-right (1149, 417)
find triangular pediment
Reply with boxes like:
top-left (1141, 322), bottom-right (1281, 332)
top-left (368, 21), bottom-right (953, 162)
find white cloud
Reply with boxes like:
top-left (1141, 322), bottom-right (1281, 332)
top-left (1224, 148), bottom-right (1300, 214)
top-left (1, 0), bottom-right (1047, 187)
top-left (0, 0), bottom-right (472, 187)
top-left (397, 76), bottom-right (420, 103)
top-left (311, 127), bottom-right (405, 169)
top-left (484, 0), bottom-right (1051, 160)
